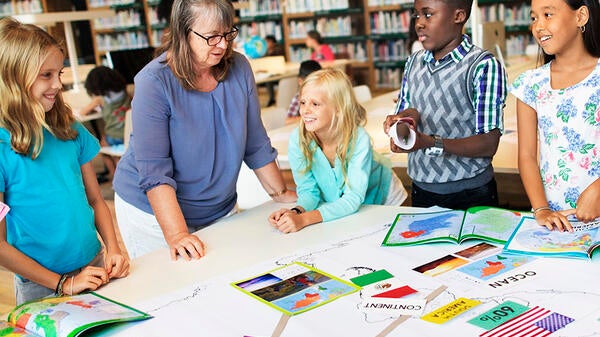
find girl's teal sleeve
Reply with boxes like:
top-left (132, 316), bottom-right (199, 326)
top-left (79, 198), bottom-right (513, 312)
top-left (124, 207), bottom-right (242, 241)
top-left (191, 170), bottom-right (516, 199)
top-left (317, 129), bottom-right (372, 222)
top-left (289, 128), bottom-right (321, 212)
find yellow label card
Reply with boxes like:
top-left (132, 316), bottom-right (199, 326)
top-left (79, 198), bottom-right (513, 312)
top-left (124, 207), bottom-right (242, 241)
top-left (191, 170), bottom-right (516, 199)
top-left (421, 297), bottom-right (481, 324)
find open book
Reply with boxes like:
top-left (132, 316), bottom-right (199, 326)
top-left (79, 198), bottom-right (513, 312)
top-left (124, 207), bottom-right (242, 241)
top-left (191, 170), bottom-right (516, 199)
top-left (382, 206), bottom-right (530, 246)
top-left (504, 216), bottom-right (600, 259)
top-left (0, 292), bottom-right (151, 337)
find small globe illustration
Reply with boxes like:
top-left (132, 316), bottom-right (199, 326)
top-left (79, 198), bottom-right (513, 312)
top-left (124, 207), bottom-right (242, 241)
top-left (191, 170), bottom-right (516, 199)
top-left (244, 35), bottom-right (267, 59)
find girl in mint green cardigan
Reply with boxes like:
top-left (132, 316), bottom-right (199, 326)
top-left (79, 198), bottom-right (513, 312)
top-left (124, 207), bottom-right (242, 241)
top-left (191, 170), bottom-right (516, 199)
top-left (268, 68), bottom-right (407, 233)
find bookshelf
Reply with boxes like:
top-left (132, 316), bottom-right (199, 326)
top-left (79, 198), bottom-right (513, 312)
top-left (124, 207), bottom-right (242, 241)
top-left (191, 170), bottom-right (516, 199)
top-left (277, 0), bottom-right (415, 89)
top-left (474, 0), bottom-right (533, 57)
top-left (236, 0), bottom-right (283, 54)
top-left (79, 0), bottom-right (532, 90)
top-left (87, 0), bottom-right (152, 65)
top-left (86, 0), bottom-right (257, 65)
top-left (281, 0), bottom-right (373, 86)
top-left (144, 0), bottom-right (167, 47)
top-left (0, 0), bottom-right (45, 16)
top-left (365, 0), bottom-right (413, 89)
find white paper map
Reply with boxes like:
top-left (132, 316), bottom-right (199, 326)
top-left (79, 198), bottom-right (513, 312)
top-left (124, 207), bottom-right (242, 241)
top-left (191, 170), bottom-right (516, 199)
top-left (92, 223), bottom-right (600, 337)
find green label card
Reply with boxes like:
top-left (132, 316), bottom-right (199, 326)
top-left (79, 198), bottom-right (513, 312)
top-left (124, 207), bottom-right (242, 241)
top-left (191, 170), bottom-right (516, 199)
top-left (468, 301), bottom-right (529, 330)
top-left (350, 269), bottom-right (394, 287)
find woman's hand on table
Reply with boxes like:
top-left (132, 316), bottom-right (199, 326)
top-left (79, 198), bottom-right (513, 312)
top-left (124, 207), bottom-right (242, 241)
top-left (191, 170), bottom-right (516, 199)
top-left (166, 232), bottom-right (205, 261)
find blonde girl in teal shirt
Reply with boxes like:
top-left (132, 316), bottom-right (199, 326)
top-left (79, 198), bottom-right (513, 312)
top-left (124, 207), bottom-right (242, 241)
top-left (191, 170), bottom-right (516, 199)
top-left (268, 69), bottom-right (407, 233)
top-left (0, 17), bottom-right (129, 304)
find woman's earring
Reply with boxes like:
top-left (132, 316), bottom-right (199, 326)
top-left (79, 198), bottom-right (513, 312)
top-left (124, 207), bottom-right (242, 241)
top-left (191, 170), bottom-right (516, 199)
top-left (580, 25), bottom-right (586, 33)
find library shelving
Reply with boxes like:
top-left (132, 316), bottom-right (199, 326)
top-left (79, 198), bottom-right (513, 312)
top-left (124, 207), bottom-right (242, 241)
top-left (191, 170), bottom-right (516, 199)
top-left (365, 0), bottom-right (414, 89)
top-left (78, 0), bottom-right (533, 90)
top-left (87, 0), bottom-right (152, 65)
top-left (144, 0), bottom-right (167, 48)
top-left (475, 0), bottom-right (534, 57)
top-left (282, 0), bottom-right (373, 86)
top-left (0, 0), bottom-right (45, 16)
top-left (236, 0), bottom-right (283, 52)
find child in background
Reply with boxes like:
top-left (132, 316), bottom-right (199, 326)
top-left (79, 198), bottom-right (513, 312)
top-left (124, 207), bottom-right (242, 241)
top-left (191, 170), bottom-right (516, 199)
top-left (81, 66), bottom-right (131, 179)
top-left (269, 68), bottom-right (407, 233)
top-left (287, 60), bottom-right (322, 118)
top-left (384, 0), bottom-right (507, 210)
top-left (511, 0), bottom-right (600, 232)
top-left (0, 17), bottom-right (129, 304)
top-left (264, 35), bottom-right (285, 107)
top-left (265, 35), bottom-right (285, 57)
top-left (306, 30), bottom-right (335, 61)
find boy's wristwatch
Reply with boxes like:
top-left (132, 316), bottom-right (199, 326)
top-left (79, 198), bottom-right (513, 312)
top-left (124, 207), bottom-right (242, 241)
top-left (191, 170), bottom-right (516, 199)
top-left (425, 134), bottom-right (444, 156)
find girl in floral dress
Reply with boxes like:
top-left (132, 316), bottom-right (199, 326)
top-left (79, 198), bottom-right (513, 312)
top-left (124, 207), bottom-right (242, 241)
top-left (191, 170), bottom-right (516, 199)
top-left (511, 0), bottom-right (599, 232)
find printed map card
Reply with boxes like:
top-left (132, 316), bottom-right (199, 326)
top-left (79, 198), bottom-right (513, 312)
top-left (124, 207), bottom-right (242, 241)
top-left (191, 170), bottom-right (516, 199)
top-left (350, 269), bottom-right (424, 316)
top-left (504, 216), bottom-right (600, 259)
top-left (382, 206), bottom-right (528, 247)
top-left (231, 262), bottom-right (359, 316)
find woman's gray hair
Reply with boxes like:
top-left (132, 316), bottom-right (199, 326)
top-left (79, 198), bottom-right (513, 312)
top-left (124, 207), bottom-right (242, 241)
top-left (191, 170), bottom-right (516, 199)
top-left (156, 0), bottom-right (235, 90)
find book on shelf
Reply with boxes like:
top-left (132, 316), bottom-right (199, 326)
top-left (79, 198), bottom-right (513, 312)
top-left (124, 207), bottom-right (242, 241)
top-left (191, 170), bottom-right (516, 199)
top-left (381, 206), bottom-right (530, 246)
top-left (504, 216), bottom-right (600, 259)
top-left (0, 292), bottom-right (152, 337)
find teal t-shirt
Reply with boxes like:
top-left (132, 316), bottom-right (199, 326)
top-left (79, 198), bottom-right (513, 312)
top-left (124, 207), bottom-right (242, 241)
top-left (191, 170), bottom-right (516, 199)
top-left (0, 122), bottom-right (101, 275)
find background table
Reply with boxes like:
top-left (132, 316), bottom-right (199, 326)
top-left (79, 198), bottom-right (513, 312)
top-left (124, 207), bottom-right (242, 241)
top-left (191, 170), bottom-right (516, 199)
top-left (251, 57), bottom-right (354, 85)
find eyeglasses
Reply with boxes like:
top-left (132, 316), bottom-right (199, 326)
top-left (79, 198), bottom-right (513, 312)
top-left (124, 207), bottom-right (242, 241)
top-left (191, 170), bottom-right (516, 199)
top-left (190, 27), bottom-right (239, 46)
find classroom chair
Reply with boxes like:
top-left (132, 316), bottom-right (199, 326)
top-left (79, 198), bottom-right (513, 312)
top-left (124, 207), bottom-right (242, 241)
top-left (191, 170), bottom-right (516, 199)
top-left (275, 77), bottom-right (298, 110)
top-left (99, 109), bottom-right (132, 157)
top-left (236, 164), bottom-right (272, 210)
top-left (261, 106), bottom-right (287, 131)
top-left (353, 85), bottom-right (372, 103)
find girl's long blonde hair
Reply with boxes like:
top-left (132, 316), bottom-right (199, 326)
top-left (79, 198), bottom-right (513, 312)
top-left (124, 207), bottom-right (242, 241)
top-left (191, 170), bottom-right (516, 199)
top-left (298, 68), bottom-right (367, 182)
top-left (0, 17), bottom-right (75, 159)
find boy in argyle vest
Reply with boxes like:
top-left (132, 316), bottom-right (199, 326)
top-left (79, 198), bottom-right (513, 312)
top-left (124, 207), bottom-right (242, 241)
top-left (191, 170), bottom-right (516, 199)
top-left (384, 0), bottom-right (507, 209)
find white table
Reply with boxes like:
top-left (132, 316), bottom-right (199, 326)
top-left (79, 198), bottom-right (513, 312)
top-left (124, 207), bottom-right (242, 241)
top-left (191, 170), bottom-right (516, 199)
top-left (91, 203), bottom-right (600, 336)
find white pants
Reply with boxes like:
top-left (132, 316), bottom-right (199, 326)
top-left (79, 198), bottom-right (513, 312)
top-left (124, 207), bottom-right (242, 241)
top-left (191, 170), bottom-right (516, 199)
top-left (114, 193), bottom-right (238, 259)
top-left (384, 171), bottom-right (408, 206)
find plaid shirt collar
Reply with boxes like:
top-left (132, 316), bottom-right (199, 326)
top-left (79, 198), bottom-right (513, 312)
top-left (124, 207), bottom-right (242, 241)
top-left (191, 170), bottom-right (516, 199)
top-left (422, 34), bottom-right (473, 66)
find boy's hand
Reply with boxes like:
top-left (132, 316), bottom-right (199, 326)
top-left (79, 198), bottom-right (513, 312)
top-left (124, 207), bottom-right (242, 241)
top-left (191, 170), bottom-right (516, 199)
top-left (398, 108), bottom-right (420, 124)
top-left (383, 114), bottom-right (403, 134)
top-left (383, 108), bottom-right (419, 132)
top-left (395, 122), bottom-right (411, 144)
top-left (385, 108), bottom-right (424, 153)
